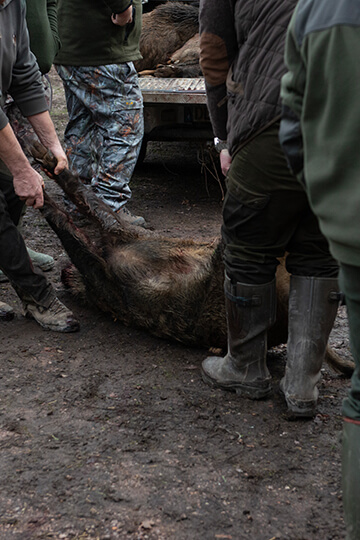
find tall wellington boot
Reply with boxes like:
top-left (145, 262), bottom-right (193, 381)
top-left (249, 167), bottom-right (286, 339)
top-left (201, 274), bottom-right (276, 399)
top-left (280, 276), bottom-right (339, 417)
top-left (342, 418), bottom-right (360, 540)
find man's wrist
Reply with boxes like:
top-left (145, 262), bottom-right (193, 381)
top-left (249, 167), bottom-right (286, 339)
top-left (214, 137), bottom-right (228, 153)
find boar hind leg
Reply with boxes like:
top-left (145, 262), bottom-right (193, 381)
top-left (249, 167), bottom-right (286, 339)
top-left (41, 192), bottom-right (132, 318)
top-left (41, 192), bottom-right (111, 287)
top-left (32, 144), bottom-right (141, 240)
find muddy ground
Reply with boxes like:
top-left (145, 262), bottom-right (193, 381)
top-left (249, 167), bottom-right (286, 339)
top-left (0, 71), bottom-right (354, 539)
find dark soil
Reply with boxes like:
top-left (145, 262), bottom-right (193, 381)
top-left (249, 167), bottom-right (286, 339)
top-left (0, 70), bottom-right (353, 540)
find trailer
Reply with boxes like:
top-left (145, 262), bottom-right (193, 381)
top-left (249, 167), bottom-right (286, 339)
top-left (138, 76), bottom-right (213, 162)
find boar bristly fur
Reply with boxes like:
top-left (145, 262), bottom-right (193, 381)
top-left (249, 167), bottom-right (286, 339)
top-left (31, 144), bottom-right (354, 376)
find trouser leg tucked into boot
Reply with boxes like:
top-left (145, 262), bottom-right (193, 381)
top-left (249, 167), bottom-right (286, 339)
top-left (280, 275), bottom-right (339, 418)
top-left (201, 274), bottom-right (276, 399)
top-left (342, 418), bottom-right (360, 540)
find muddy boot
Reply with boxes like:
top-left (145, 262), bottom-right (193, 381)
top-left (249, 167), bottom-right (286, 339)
top-left (280, 276), bottom-right (339, 418)
top-left (117, 206), bottom-right (147, 228)
top-left (23, 296), bottom-right (80, 333)
top-left (0, 301), bottom-right (15, 321)
top-left (26, 247), bottom-right (55, 272)
top-left (201, 275), bottom-right (276, 399)
top-left (342, 418), bottom-right (360, 540)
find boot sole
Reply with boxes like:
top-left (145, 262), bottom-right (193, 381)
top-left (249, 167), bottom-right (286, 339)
top-left (32, 260), bottom-right (55, 272)
top-left (36, 262), bottom-right (55, 272)
top-left (201, 368), bottom-right (272, 400)
top-left (279, 385), bottom-right (316, 419)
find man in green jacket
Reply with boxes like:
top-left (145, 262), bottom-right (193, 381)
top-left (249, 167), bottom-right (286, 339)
top-left (280, 1), bottom-right (360, 537)
top-left (54, 0), bottom-right (146, 227)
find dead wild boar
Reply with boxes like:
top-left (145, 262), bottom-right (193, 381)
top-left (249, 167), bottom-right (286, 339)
top-left (135, 2), bottom-right (199, 73)
top-left (152, 34), bottom-right (202, 78)
top-left (32, 145), bottom-right (353, 377)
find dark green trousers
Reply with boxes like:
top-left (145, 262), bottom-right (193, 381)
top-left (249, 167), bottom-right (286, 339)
top-left (0, 171), bottom-right (54, 307)
top-left (222, 123), bottom-right (338, 284)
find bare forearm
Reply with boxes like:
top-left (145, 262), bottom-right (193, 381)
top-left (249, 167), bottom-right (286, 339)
top-left (27, 111), bottom-right (68, 173)
top-left (28, 111), bottom-right (62, 154)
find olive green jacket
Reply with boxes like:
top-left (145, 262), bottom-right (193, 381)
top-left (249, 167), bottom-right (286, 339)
top-left (280, 0), bottom-right (360, 266)
top-left (54, 0), bottom-right (142, 66)
top-left (26, 0), bottom-right (61, 74)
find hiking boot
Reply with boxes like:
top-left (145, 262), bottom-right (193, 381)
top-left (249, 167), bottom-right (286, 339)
top-left (0, 301), bottom-right (15, 321)
top-left (117, 206), bottom-right (147, 228)
top-left (23, 296), bottom-right (80, 333)
top-left (0, 271), bottom-right (8, 283)
top-left (26, 248), bottom-right (55, 271)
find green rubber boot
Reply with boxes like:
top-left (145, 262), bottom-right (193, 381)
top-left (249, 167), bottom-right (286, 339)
top-left (201, 274), bottom-right (276, 399)
top-left (280, 276), bottom-right (339, 418)
top-left (342, 418), bottom-right (360, 540)
top-left (26, 247), bottom-right (55, 271)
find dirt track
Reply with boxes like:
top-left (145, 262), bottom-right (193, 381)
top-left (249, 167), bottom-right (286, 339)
top-left (0, 70), bottom-right (354, 539)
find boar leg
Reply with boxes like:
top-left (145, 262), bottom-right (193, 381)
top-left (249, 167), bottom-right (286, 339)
top-left (32, 143), bottom-right (143, 241)
top-left (41, 192), bottom-right (117, 306)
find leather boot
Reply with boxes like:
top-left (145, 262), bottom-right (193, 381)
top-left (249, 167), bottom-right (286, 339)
top-left (23, 296), bottom-right (80, 333)
top-left (280, 275), bottom-right (339, 417)
top-left (342, 418), bottom-right (360, 540)
top-left (201, 274), bottom-right (276, 399)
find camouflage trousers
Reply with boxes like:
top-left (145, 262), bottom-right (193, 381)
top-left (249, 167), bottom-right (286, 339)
top-left (56, 63), bottom-right (144, 213)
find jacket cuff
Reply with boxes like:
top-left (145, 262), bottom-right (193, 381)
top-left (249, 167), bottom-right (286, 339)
top-left (17, 96), bottom-right (49, 118)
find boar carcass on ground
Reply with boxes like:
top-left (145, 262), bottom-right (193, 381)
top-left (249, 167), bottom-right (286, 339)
top-left (31, 145), bottom-right (353, 377)
top-left (134, 2), bottom-right (200, 74)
